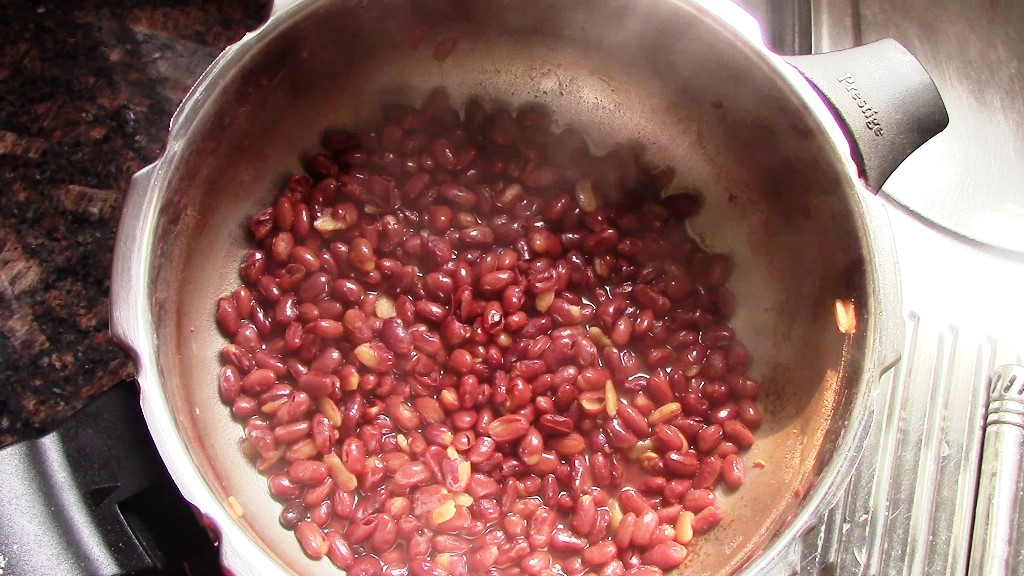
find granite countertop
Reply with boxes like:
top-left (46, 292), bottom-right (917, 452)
top-left (0, 0), bottom-right (269, 447)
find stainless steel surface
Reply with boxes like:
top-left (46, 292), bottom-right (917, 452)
top-left (736, 1), bottom-right (1024, 573)
top-left (108, 1), bottom-right (917, 575)
top-left (829, 202), bottom-right (1024, 576)
top-left (743, 0), bottom-right (1024, 261)
top-left (850, 1), bottom-right (1024, 254)
top-left (737, 192), bottom-right (1024, 576)
top-left (737, 0), bottom-right (811, 55)
top-left (810, 0), bottom-right (861, 53)
top-left (970, 364), bottom-right (1024, 576)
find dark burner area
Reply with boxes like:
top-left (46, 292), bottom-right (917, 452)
top-left (0, 0), bottom-right (269, 448)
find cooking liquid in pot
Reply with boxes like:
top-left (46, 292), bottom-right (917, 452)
top-left (213, 90), bottom-right (763, 576)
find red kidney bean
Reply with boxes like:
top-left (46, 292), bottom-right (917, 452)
top-left (715, 440), bottom-right (740, 458)
top-left (494, 537), bottom-right (531, 567)
top-left (631, 510), bottom-right (659, 548)
top-left (520, 550), bottom-right (552, 574)
top-left (231, 396), bottom-right (258, 419)
top-left (692, 422), bottom-right (723, 455)
top-left (268, 474), bottom-right (302, 501)
top-left (331, 278), bottom-right (364, 306)
top-left (232, 286), bottom-right (254, 318)
top-left (414, 300), bottom-right (448, 324)
top-left (582, 540), bottom-right (618, 566)
top-left (566, 454), bottom-right (593, 498)
top-left (263, 227), bottom-right (291, 262)
top-left (218, 365), bottom-right (242, 403)
top-left (736, 398), bottom-right (764, 430)
top-left (394, 461), bottom-right (433, 490)
top-left (672, 415), bottom-right (703, 444)
top-left (279, 391), bottom-right (314, 425)
top-left (303, 473), bottom-right (335, 504)
top-left (239, 250), bottom-right (266, 284)
top-left (289, 459), bottom-right (328, 485)
top-left (361, 457), bottom-right (387, 492)
top-left (722, 419), bottom-right (755, 449)
top-left (562, 557), bottom-right (587, 576)
top-left (535, 413), bottom-right (572, 436)
top-left (526, 506), bottom-right (557, 548)
top-left (610, 315), bottom-right (633, 347)
top-left (347, 513), bottom-right (382, 545)
top-left (466, 544), bottom-right (500, 572)
top-left (216, 297), bottom-right (241, 336)
top-left (694, 455), bottom-right (723, 490)
top-left (525, 450), bottom-right (558, 476)
top-left (709, 401), bottom-right (738, 424)
top-left (517, 427), bottom-right (545, 465)
top-left (405, 529), bottom-right (432, 559)
top-left (613, 511), bottom-right (637, 550)
top-left (460, 225), bottom-right (495, 246)
top-left (601, 560), bottom-right (627, 576)
top-left (617, 488), bottom-right (651, 517)
top-left (699, 381), bottom-right (729, 407)
top-left (639, 476), bottom-right (667, 495)
top-left (616, 401), bottom-right (650, 438)
top-left (657, 504), bottom-right (683, 525)
top-left (546, 527), bottom-right (585, 553)
top-left (284, 438), bottom-right (318, 463)
top-left (348, 555), bottom-right (384, 576)
top-left (431, 533), bottom-right (469, 553)
top-left (722, 453), bottom-right (745, 489)
top-left (691, 504), bottom-right (724, 534)
top-left (682, 488), bottom-right (717, 513)
top-left (548, 432), bottom-right (586, 456)
top-left (279, 501), bottom-right (305, 528)
top-left (233, 322), bottom-right (262, 352)
top-left (255, 350), bottom-right (288, 377)
top-left (587, 452), bottom-right (610, 489)
top-left (589, 507), bottom-right (611, 542)
top-left (240, 368), bottom-right (276, 395)
top-left (503, 513), bottom-right (528, 538)
top-left (663, 451), bottom-right (700, 478)
top-left (604, 417), bottom-right (638, 451)
top-left (325, 530), bottom-right (355, 569)
top-left (472, 498), bottom-right (501, 524)
top-left (274, 420), bottom-right (310, 444)
top-left (651, 423), bottom-right (686, 452)
top-left (488, 415), bottom-right (530, 443)
top-left (569, 494), bottom-right (597, 536)
top-left (293, 203), bottom-right (312, 239)
top-left (368, 513), bottom-right (398, 553)
top-left (641, 541), bottom-right (688, 570)
top-left (296, 521), bottom-right (329, 559)
top-left (256, 275), bottom-right (282, 304)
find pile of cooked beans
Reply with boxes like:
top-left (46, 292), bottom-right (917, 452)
top-left (215, 89), bottom-right (762, 576)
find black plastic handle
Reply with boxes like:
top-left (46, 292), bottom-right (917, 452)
top-left (0, 381), bottom-right (215, 576)
top-left (785, 38), bottom-right (949, 191)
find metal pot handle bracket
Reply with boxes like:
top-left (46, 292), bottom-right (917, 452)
top-left (785, 39), bottom-right (949, 191)
top-left (0, 381), bottom-right (215, 576)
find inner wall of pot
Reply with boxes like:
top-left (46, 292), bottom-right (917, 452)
top-left (152, 1), bottom-right (869, 574)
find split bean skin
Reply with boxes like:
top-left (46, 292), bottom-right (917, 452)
top-left (217, 90), bottom-right (759, 575)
